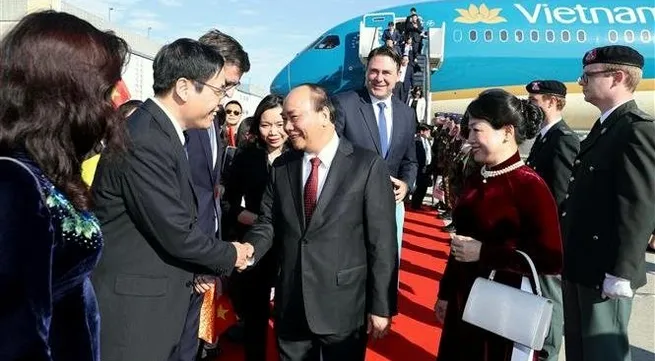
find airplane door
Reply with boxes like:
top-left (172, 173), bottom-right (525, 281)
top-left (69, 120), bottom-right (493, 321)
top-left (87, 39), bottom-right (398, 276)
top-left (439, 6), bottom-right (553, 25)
top-left (363, 12), bottom-right (395, 40)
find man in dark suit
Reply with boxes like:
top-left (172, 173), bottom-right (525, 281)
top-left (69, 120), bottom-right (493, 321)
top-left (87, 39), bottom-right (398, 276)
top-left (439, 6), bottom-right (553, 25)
top-left (560, 45), bottom-right (655, 361)
top-left (333, 46), bottom-right (418, 261)
top-left (411, 124), bottom-right (432, 209)
top-left (392, 55), bottom-right (414, 103)
top-left (525, 79), bottom-right (579, 361)
top-left (91, 38), bottom-right (252, 361)
top-left (240, 84), bottom-right (398, 361)
top-left (175, 30), bottom-right (250, 361)
top-left (382, 21), bottom-right (401, 49)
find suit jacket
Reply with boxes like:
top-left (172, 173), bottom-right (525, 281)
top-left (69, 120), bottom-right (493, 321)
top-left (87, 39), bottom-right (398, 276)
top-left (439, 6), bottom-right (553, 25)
top-left (393, 65), bottom-right (414, 104)
top-left (333, 88), bottom-right (418, 190)
top-left (560, 100), bottom-right (655, 289)
top-left (186, 121), bottom-right (222, 237)
top-left (222, 145), bottom-right (271, 239)
top-left (382, 28), bottom-right (401, 45)
top-left (526, 120), bottom-right (580, 208)
top-left (244, 138), bottom-right (398, 335)
top-left (91, 99), bottom-right (237, 361)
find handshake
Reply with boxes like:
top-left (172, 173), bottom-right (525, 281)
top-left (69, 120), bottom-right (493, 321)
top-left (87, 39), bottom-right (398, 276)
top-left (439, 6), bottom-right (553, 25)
top-left (231, 242), bottom-right (255, 271)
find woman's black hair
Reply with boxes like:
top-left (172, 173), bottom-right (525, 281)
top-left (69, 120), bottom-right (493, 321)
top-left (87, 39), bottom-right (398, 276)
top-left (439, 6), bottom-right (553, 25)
top-left (461, 88), bottom-right (543, 144)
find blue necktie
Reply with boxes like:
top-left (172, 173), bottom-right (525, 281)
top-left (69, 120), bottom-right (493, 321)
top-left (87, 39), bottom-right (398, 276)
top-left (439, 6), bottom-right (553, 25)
top-left (377, 102), bottom-right (389, 157)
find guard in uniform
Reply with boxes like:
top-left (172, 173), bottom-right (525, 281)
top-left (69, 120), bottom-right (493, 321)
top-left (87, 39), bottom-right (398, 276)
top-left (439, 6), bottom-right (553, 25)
top-left (525, 80), bottom-right (580, 361)
top-left (560, 45), bottom-right (655, 361)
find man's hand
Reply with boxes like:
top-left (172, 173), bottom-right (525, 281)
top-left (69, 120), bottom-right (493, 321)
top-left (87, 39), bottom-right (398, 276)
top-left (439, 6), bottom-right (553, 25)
top-left (367, 314), bottom-right (391, 339)
top-left (193, 274), bottom-right (220, 294)
top-left (390, 176), bottom-right (408, 203)
top-left (237, 210), bottom-right (258, 226)
top-left (434, 299), bottom-right (448, 325)
top-left (601, 273), bottom-right (634, 299)
top-left (232, 242), bottom-right (254, 270)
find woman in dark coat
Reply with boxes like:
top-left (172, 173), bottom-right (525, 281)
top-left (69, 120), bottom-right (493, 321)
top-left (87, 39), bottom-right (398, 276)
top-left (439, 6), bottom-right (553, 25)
top-left (223, 94), bottom-right (287, 361)
top-left (0, 11), bottom-right (127, 361)
top-left (434, 89), bottom-right (563, 361)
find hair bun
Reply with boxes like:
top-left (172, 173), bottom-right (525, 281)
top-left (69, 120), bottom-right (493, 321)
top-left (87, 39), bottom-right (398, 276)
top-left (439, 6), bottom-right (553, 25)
top-left (519, 99), bottom-right (543, 139)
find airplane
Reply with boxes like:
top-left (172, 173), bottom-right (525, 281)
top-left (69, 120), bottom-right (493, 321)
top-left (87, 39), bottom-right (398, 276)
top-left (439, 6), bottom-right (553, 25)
top-left (270, 0), bottom-right (655, 130)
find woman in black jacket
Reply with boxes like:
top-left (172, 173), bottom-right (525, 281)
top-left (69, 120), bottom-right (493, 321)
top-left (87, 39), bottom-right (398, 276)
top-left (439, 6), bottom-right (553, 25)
top-left (223, 94), bottom-right (287, 361)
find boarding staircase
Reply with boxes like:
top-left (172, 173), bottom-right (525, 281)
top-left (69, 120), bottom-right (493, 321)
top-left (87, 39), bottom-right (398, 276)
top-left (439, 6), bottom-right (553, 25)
top-left (359, 12), bottom-right (446, 123)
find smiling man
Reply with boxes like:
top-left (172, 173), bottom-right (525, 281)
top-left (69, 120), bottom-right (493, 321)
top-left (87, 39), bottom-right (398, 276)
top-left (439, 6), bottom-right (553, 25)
top-left (91, 38), bottom-right (252, 361)
top-left (242, 83), bottom-right (398, 361)
top-left (332, 46), bottom-right (418, 263)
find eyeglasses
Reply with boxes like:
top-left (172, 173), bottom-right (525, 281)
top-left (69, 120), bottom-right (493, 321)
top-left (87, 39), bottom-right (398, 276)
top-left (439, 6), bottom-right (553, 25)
top-left (195, 80), bottom-right (227, 97)
top-left (577, 70), bottom-right (616, 84)
top-left (225, 109), bottom-right (241, 116)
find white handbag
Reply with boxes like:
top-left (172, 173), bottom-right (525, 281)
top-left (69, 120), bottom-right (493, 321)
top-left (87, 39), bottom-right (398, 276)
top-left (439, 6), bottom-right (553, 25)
top-left (461, 250), bottom-right (553, 351)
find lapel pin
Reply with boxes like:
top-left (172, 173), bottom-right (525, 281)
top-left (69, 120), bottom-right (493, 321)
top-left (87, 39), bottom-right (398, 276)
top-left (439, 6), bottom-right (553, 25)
top-left (542, 137), bottom-right (547, 143)
top-left (601, 128), bottom-right (607, 135)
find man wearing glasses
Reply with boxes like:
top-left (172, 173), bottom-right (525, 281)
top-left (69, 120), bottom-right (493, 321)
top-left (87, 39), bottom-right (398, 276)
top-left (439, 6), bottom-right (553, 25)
top-left (181, 30), bottom-right (250, 361)
top-left (560, 45), bottom-right (655, 361)
top-left (92, 38), bottom-right (254, 361)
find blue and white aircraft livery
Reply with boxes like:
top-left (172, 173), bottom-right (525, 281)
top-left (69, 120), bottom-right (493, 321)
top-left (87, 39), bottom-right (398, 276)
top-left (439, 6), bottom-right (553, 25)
top-left (270, 0), bottom-right (654, 129)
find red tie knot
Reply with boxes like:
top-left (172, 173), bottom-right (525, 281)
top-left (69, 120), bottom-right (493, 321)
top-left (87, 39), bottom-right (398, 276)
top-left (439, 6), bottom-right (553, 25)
top-left (310, 157), bottom-right (321, 168)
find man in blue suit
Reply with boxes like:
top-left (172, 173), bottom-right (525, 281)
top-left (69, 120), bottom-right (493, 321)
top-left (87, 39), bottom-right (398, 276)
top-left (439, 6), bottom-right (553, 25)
top-left (333, 46), bottom-right (418, 261)
top-left (175, 29), bottom-right (250, 361)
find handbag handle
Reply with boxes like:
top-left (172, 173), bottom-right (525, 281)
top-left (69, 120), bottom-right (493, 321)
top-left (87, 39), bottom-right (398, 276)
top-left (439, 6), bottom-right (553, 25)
top-left (488, 250), bottom-right (543, 297)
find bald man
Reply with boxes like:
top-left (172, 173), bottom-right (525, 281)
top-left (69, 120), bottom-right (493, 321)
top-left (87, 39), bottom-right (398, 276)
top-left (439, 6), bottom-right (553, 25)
top-left (241, 84), bottom-right (398, 361)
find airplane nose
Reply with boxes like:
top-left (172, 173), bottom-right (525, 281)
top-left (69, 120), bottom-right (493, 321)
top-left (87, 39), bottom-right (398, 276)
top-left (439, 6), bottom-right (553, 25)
top-left (270, 65), bottom-right (290, 95)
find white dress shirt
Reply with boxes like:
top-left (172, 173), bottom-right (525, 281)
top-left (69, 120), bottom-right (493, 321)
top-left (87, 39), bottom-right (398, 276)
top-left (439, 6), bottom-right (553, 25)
top-left (539, 117), bottom-right (562, 138)
top-left (369, 93), bottom-right (393, 148)
top-left (422, 136), bottom-right (432, 165)
top-left (398, 65), bottom-right (407, 83)
top-left (302, 132), bottom-right (340, 200)
top-left (599, 99), bottom-right (632, 124)
top-left (150, 97), bottom-right (185, 145)
top-left (208, 121), bottom-right (218, 168)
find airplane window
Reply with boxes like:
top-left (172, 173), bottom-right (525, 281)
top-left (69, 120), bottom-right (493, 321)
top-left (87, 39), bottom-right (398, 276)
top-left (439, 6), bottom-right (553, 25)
top-left (453, 30), bottom-right (463, 43)
top-left (314, 35), bottom-right (340, 50)
top-left (499, 30), bottom-right (508, 42)
top-left (546, 30), bottom-right (555, 43)
top-left (641, 30), bottom-right (652, 43)
top-left (484, 30), bottom-right (493, 42)
top-left (515, 30), bottom-right (524, 42)
top-left (608, 30), bottom-right (618, 43)
top-left (561, 30), bottom-right (570, 42)
top-left (624, 30), bottom-right (635, 43)
top-left (577, 30), bottom-right (586, 43)
top-left (530, 30), bottom-right (539, 42)
top-left (469, 30), bottom-right (478, 42)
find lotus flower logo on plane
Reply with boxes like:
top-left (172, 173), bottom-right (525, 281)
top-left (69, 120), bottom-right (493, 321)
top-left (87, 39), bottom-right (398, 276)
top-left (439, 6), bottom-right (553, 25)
top-left (454, 4), bottom-right (507, 24)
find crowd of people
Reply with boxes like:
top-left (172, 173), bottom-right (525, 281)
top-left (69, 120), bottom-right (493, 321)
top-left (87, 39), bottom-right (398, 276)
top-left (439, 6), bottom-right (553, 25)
top-left (1, 8), bottom-right (654, 361)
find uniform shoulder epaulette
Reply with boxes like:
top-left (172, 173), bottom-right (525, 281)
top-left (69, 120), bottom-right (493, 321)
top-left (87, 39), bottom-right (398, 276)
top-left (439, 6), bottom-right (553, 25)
top-left (558, 128), bottom-right (574, 136)
top-left (627, 108), bottom-right (655, 122)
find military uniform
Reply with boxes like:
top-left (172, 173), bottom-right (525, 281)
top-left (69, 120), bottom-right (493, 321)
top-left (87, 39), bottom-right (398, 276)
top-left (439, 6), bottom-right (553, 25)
top-left (560, 46), bottom-right (655, 361)
top-left (525, 80), bottom-right (580, 361)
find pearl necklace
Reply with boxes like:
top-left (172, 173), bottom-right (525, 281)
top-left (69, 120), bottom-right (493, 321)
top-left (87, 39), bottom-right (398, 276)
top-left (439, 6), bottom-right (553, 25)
top-left (480, 160), bottom-right (525, 183)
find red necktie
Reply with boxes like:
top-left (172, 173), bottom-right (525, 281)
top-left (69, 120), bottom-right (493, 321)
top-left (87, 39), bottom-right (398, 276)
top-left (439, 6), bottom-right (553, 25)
top-left (227, 127), bottom-right (235, 147)
top-left (304, 157), bottom-right (321, 225)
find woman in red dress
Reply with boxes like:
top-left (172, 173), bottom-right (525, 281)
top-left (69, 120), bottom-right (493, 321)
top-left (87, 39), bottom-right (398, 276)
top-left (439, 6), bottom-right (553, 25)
top-left (434, 89), bottom-right (563, 361)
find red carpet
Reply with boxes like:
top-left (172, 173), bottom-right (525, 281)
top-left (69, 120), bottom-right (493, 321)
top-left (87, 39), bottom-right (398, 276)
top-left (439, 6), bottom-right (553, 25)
top-left (217, 207), bottom-right (448, 361)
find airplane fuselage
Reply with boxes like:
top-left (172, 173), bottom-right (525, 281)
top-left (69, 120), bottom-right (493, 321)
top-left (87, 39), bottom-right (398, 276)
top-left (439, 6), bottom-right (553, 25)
top-left (270, 0), bottom-right (654, 130)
